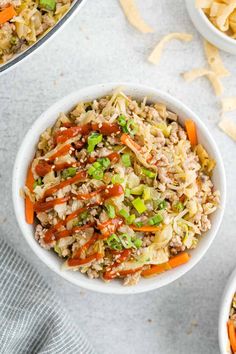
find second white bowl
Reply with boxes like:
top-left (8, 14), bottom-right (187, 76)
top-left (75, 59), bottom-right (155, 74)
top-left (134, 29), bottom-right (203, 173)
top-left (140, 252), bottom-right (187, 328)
top-left (12, 82), bottom-right (226, 294)
top-left (219, 268), bottom-right (236, 354)
top-left (186, 0), bottom-right (236, 55)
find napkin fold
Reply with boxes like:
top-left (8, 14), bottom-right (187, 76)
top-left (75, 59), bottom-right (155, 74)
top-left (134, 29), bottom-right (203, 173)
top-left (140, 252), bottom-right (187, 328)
top-left (0, 237), bottom-right (95, 354)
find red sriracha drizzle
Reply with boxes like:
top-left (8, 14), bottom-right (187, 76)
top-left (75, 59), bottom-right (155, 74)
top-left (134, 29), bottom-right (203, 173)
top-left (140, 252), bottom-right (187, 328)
top-left (35, 160), bottom-right (52, 177)
top-left (54, 125), bottom-right (91, 144)
top-left (102, 184), bottom-right (124, 200)
top-left (54, 122), bottom-right (120, 145)
top-left (31, 120), bottom-right (125, 262)
top-left (43, 171), bottom-right (87, 198)
top-left (98, 217), bottom-right (123, 239)
top-left (42, 183), bottom-right (124, 243)
top-left (103, 249), bottom-right (132, 280)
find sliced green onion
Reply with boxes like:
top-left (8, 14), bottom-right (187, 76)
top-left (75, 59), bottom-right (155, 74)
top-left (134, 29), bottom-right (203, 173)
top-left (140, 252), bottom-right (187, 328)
top-left (92, 169), bottom-right (104, 180)
top-left (88, 162), bottom-right (104, 180)
top-left (87, 132), bottom-right (103, 153)
top-left (132, 198), bottom-right (147, 214)
top-left (133, 238), bottom-right (142, 248)
top-left (97, 157), bottom-right (110, 169)
top-left (173, 201), bottom-right (184, 212)
top-left (118, 115), bottom-right (127, 127)
top-left (80, 211), bottom-right (88, 220)
top-left (158, 200), bottom-right (167, 210)
top-left (111, 174), bottom-right (124, 184)
top-left (119, 209), bottom-right (135, 225)
top-left (88, 165), bottom-right (96, 175)
top-left (127, 214), bottom-right (135, 225)
top-left (10, 36), bottom-right (18, 45)
top-left (39, 0), bottom-right (56, 11)
top-left (119, 234), bottom-right (133, 249)
top-left (93, 161), bottom-right (101, 169)
top-left (119, 208), bottom-right (129, 219)
top-left (121, 153), bottom-right (131, 167)
top-left (72, 218), bottom-right (83, 227)
top-left (62, 167), bottom-right (77, 179)
top-left (148, 214), bottom-right (163, 226)
top-left (107, 234), bottom-right (122, 251)
top-left (88, 158), bottom-right (109, 178)
top-left (127, 120), bottom-right (138, 135)
top-left (125, 188), bottom-right (131, 197)
top-left (142, 168), bottom-right (156, 179)
top-left (106, 204), bottom-right (115, 219)
top-left (33, 177), bottom-right (42, 189)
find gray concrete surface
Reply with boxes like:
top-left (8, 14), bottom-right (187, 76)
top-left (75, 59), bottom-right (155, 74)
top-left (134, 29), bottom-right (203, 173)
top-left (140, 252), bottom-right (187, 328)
top-left (1, 0), bottom-right (236, 353)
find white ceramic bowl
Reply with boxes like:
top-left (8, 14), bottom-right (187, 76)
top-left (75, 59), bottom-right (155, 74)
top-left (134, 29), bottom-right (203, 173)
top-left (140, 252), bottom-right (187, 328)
top-left (12, 82), bottom-right (226, 294)
top-left (219, 268), bottom-right (236, 354)
top-left (185, 0), bottom-right (236, 55)
top-left (0, 0), bottom-right (87, 76)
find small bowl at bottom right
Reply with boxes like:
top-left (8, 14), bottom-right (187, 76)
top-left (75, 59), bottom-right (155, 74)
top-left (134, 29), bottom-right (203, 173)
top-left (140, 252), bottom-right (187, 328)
top-left (219, 268), bottom-right (236, 353)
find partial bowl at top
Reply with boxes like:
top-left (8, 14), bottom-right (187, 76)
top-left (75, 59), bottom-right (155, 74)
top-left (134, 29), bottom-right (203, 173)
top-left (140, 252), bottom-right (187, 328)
top-left (0, 0), bottom-right (86, 75)
top-left (186, 0), bottom-right (236, 54)
top-left (219, 268), bottom-right (236, 354)
top-left (12, 83), bottom-right (226, 294)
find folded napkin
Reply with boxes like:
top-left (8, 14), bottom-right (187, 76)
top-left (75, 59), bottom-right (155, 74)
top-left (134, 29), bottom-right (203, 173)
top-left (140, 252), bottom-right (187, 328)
top-left (0, 237), bottom-right (96, 354)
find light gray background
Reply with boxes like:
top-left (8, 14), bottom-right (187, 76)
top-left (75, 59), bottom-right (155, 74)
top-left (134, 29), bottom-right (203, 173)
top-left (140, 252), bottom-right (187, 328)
top-left (0, 1), bottom-right (236, 353)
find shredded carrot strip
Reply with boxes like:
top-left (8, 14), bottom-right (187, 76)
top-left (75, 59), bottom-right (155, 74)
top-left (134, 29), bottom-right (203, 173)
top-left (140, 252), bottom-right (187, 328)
top-left (141, 263), bottom-right (168, 277)
top-left (185, 120), bottom-right (198, 146)
top-left (0, 5), bottom-right (16, 25)
top-left (228, 320), bottom-right (236, 353)
top-left (130, 225), bottom-right (161, 232)
top-left (142, 252), bottom-right (190, 277)
top-left (168, 252), bottom-right (190, 268)
top-left (120, 133), bottom-right (141, 150)
top-left (25, 165), bottom-right (34, 224)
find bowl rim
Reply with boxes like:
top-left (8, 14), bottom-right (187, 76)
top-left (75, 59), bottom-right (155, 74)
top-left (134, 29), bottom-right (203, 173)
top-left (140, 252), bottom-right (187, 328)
top-left (12, 82), bottom-right (227, 294)
top-left (0, 0), bottom-right (87, 75)
top-left (185, 0), bottom-right (236, 50)
top-left (219, 268), bottom-right (236, 354)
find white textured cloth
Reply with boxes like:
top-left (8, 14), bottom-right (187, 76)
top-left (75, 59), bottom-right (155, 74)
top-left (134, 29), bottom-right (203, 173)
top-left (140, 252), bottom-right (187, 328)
top-left (0, 238), bottom-right (96, 354)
